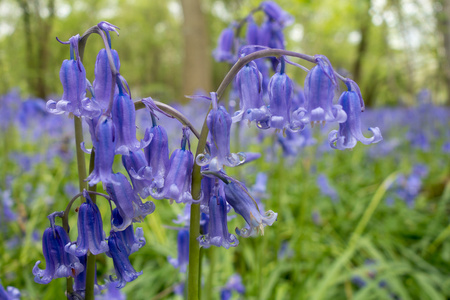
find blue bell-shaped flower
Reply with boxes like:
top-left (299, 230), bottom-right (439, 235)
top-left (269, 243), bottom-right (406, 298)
top-left (122, 149), bottom-right (153, 198)
top-left (144, 122), bottom-right (170, 192)
top-left (219, 173), bottom-right (277, 237)
top-left (85, 115), bottom-right (116, 186)
top-left (198, 184), bottom-right (238, 249)
top-left (47, 35), bottom-right (97, 117)
top-left (196, 93), bottom-right (245, 172)
top-left (261, 1), bottom-right (294, 26)
top-left (108, 231), bottom-right (143, 288)
top-left (233, 61), bottom-right (270, 126)
top-left (293, 55), bottom-right (347, 127)
top-left (213, 27), bottom-right (235, 63)
top-left (151, 128), bottom-right (196, 204)
top-left (106, 172), bottom-right (155, 231)
top-left (65, 192), bottom-right (109, 256)
top-left (111, 208), bottom-right (146, 255)
top-left (268, 58), bottom-right (293, 130)
top-left (328, 80), bottom-right (382, 150)
top-left (112, 83), bottom-right (151, 155)
top-left (33, 212), bottom-right (84, 284)
top-left (93, 48), bottom-right (120, 112)
top-left (168, 229), bottom-right (189, 273)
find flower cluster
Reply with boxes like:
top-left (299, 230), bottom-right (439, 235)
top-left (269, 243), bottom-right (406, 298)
top-left (214, 3), bottom-right (382, 150)
top-left (32, 1), bottom-right (386, 295)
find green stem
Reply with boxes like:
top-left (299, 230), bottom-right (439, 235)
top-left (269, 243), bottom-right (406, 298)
top-left (64, 116), bottom-right (87, 298)
top-left (74, 116), bottom-right (87, 192)
top-left (85, 150), bottom-right (97, 300)
top-left (204, 247), bottom-right (216, 300)
top-left (187, 115), bottom-right (209, 300)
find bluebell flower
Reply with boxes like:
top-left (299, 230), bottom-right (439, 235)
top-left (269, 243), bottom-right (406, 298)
top-left (111, 208), bottom-right (146, 255)
top-left (258, 19), bottom-right (285, 50)
top-left (72, 255), bottom-right (103, 298)
top-left (122, 149), bottom-right (153, 198)
top-left (93, 48), bottom-right (120, 112)
top-left (211, 172), bottom-right (277, 237)
top-left (169, 229), bottom-right (189, 273)
top-left (106, 172), bottom-right (155, 231)
top-left (388, 164), bottom-right (428, 208)
top-left (197, 93), bottom-right (245, 172)
top-left (85, 115), bottom-right (116, 186)
top-left (294, 55), bottom-right (346, 126)
top-left (233, 61), bottom-right (270, 126)
top-left (95, 281), bottom-right (126, 300)
top-left (152, 128), bottom-right (197, 204)
top-left (47, 35), bottom-right (101, 118)
top-left (261, 1), bottom-right (294, 26)
top-left (316, 174), bottom-right (338, 202)
top-left (198, 183), bottom-right (239, 249)
top-left (220, 274), bottom-right (245, 300)
top-left (245, 16), bottom-right (259, 54)
top-left (351, 275), bottom-right (366, 288)
top-left (0, 281), bottom-right (20, 300)
top-left (144, 118), bottom-right (170, 192)
top-left (112, 85), bottom-right (152, 155)
top-left (268, 59), bottom-right (294, 130)
top-left (65, 192), bottom-right (109, 256)
top-left (1, 189), bottom-right (16, 224)
top-left (213, 26), bottom-right (235, 63)
top-left (108, 231), bottom-right (143, 288)
top-left (33, 213), bottom-right (84, 284)
top-left (442, 141), bottom-right (450, 153)
top-left (328, 80), bottom-right (382, 150)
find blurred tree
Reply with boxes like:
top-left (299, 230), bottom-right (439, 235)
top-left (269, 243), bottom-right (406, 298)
top-left (180, 0), bottom-right (212, 98)
top-left (17, 0), bottom-right (55, 99)
top-left (436, 0), bottom-right (450, 105)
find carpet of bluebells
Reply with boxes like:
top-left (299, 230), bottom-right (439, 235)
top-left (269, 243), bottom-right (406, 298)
top-left (0, 87), bottom-right (449, 299)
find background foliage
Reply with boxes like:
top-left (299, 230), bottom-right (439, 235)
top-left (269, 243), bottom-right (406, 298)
top-left (0, 0), bottom-right (449, 300)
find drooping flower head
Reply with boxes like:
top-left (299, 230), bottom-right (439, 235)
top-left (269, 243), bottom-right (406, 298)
top-left (93, 48), bottom-right (120, 112)
top-left (0, 281), bottom-right (20, 300)
top-left (152, 128), bottom-right (197, 204)
top-left (85, 115), bottom-right (116, 186)
top-left (122, 149), bottom-right (153, 198)
top-left (33, 212), bottom-right (84, 284)
top-left (106, 172), bottom-right (155, 231)
top-left (317, 174), bottom-right (338, 202)
top-left (71, 255), bottom-right (103, 298)
top-left (268, 57), bottom-right (294, 130)
top-left (112, 78), bottom-right (152, 154)
top-left (260, 1), bottom-right (294, 27)
top-left (233, 61), bottom-right (270, 127)
top-left (197, 93), bottom-right (245, 172)
top-left (47, 35), bottom-right (101, 117)
top-left (213, 26), bottom-right (236, 63)
top-left (96, 281), bottom-right (126, 300)
top-left (142, 98), bottom-right (171, 192)
top-left (110, 208), bottom-right (146, 255)
top-left (294, 55), bottom-right (346, 126)
top-left (168, 229), bottom-right (190, 273)
top-left (198, 181), bottom-right (239, 249)
top-left (328, 79), bottom-right (382, 150)
top-left (107, 231), bottom-right (143, 288)
top-left (207, 172), bottom-right (277, 237)
top-left (220, 274), bottom-right (245, 300)
top-left (65, 191), bottom-right (109, 256)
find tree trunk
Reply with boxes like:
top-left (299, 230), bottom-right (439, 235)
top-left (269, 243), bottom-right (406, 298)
top-left (180, 0), bottom-right (212, 100)
top-left (436, 0), bottom-right (450, 105)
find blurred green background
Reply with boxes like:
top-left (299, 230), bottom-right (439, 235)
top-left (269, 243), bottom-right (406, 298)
top-left (0, 1), bottom-right (450, 300)
top-left (1, 0), bottom-right (450, 106)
